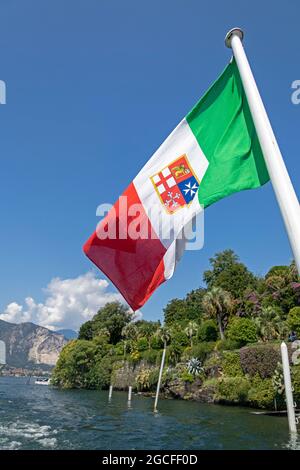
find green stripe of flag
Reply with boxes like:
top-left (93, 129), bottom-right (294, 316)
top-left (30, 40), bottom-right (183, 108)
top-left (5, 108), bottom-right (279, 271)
top-left (186, 58), bottom-right (269, 208)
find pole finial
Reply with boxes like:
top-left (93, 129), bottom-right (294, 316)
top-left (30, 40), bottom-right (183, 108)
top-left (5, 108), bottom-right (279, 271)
top-left (225, 28), bottom-right (244, 48)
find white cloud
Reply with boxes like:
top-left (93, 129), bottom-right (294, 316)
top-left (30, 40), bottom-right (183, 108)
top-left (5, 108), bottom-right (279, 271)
top-left (0, 272), bottom-right (132, 331)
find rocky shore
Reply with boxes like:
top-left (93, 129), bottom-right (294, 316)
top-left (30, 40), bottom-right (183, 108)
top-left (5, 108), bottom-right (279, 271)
top-left (110, 344), bottom-right (300, 409)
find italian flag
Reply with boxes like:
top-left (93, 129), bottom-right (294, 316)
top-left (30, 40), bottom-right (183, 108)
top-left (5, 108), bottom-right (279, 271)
top-left (83, 59), bottom-right (269, 311)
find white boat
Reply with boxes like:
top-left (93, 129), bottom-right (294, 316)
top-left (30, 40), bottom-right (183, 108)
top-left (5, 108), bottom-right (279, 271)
top-left (34, 377), bottom-right (50, 385)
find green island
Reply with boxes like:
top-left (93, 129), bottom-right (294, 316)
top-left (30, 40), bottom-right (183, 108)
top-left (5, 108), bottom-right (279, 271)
top-left (52, 249), bottom-right (300, 410)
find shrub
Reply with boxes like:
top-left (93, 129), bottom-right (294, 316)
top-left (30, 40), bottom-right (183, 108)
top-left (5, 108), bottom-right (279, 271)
top-left (215, 339), bottom-right (239, 351)
top-left (137, 337), bottom-right (148, 351)
top-left (148, 368), bottom-right (159, 388)
top-left (129, 349), bottom-right (140, 363)
top-left (227, 317), bottom-right (257, 347)
top-left (287, 307), bottom-right (300, 336)
top-left (191, 342), bottom-right (215, 361)
top-left (162, 368), bottom-right (176, 385)
top-left (113, 342), bottom-right (125, 356)
top-left (135, 367), bottom-right (159, 391)
top-left (180, 370), bottom-right (195, 383)
top-left (204, 352), bottom-right (221, 368)
top-left (171, 329), bottom-right (190, 348)
top-left (271, 362), bottom-right (286, 410)
top-left (216, 377), bottom-right (250, 404)
top-left (135, 368), bottom-right (152, 391)
top-left (140, 349), bottom-right (159, 365)
top-left (222, 351), bottom-right (243, 377)
top-left (150, 335), bottom-right (163, 350)
top-left (181, 342), bottom-right (214, 362)
top-left (240, 344), bottom-right (280, 378)
top-left (248, 374), bottom-right (275, 409)
top-left (167, 343), bottom-right (184, 365)
top-left (292, 366), bottom-right (300, 403)
top-left (198, 320), bottom-right (218, 342)
top-left (181, 347), bottom-right (193, 361)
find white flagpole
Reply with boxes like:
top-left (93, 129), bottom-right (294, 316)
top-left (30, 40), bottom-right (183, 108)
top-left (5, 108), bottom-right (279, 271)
top-left (225, 28), bottom-right (300, 275)
top-left (281, 342), bottom-right (297, 433)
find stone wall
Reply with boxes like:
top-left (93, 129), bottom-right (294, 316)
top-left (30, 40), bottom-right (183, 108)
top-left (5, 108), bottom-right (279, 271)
top-left (111, 360), bottom-right (156, 389)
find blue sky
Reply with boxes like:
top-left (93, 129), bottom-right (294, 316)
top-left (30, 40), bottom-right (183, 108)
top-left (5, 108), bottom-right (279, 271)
top-left (0, 0), bottom-right (299, 329)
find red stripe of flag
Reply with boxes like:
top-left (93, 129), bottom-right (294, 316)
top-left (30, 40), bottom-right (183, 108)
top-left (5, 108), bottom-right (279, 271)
top-left (83, 182), bottom-right (166, 311)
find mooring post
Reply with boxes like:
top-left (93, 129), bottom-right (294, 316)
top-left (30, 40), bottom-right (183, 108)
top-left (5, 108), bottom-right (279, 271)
top-left (281, 342), bottom-right (297, 433)
top-left (128, 386), bottom-right (132, 402)
top-left (108, 384), bottom-right (113, 401)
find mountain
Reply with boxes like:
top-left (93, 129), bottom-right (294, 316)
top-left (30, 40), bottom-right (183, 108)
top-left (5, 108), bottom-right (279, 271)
top-left (0, 319), bottom-right (67, 369)
top-left (54, 329), bottom-right (77, 340)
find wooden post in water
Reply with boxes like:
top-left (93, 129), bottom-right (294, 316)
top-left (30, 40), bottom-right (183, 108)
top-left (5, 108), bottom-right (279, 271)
top-left (108, 385), bottom-right (113, 401)
top-left (128, 386), bottom-right (132, 403)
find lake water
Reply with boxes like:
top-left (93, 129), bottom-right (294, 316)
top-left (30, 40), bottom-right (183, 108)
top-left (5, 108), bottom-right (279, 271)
top-left (0, 376), bottom-right (299, 450)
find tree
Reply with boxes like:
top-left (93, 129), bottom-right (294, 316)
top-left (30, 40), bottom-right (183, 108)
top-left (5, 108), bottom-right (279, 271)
top-left (78, 320), bottom-right (94, 340)
top-left (184, 289), bottom-right (206, 321)
top-left (287, 307), bottom-right (300, 336)
top-left (262, 265), bottom-right (300, 316)
top-left (203, 250), bottom-right (257, 298)
top-left (202, 287), bottom-right (233, 340)
top-left (119, 323), bottom-right (138, 357)
top-left (92, 302), bottom-right (131, 344)
top-left (265, 265), bottom-right (290, 279)
top-left (88, 356), bottom-right (113, 389)
top-left (227, 318), bottom-right (257, 347)
top-left (184, 321), bottom-right (199, 347)
top-left (198, 320), bottom-right (218, 342)
top-left (135, 320), bottom-right (160, 349)
top-left (254, 306), bottom-right (288, 342)
top-left (52, 339), bottom-right (98, 389)
top-left (163, 298), bottom-right (188, 326)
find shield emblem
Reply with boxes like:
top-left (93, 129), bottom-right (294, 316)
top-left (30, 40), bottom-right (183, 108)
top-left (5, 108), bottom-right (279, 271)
top-left (150, 155), bottom-right (200, 214)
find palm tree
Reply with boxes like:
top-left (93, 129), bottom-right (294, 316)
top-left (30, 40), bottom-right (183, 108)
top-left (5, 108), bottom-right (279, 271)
top-left (121, 323), bottom-right (138, 342)
top-left (289, 260), bottom-right (299, 281)
top-left (156, 326), bottom-right (171, 348)
top-left (184, 321), bottom-right (198, 347)
top-left (202, 287), bottom-right (233, 340)
top-left (254, 306), bottom-right (287, 341)
top-left (138, 322), bottom-right (158, 350)
top-left (121, 323), bottom-right (139, 357)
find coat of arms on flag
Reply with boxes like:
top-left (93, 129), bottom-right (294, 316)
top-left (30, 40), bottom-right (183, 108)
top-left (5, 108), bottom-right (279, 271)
top-left (150, 154), bottom-right (200, 214)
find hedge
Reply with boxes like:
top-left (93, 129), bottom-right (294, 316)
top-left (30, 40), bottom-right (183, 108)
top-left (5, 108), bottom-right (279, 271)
top-left (216, 377), bottom-right (250, 404)
top-left (247, 374), bottom-right (275, 409)
top-left (240, 344), bottom-right (280, 378)
top-left (222, 351), bottom-right (243, 377)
